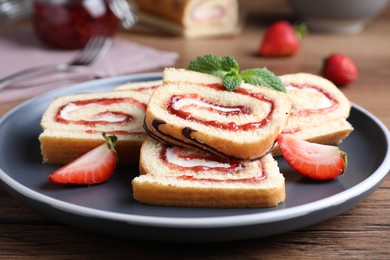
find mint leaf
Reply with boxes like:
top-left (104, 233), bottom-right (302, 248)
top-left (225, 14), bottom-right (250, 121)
top-left (241, 68), bottom-right (286, 92)
top-left (224, 74), bottom-right (242, 91)
top-left (188, 54), bottom-right (241, 89)
top-left (188, 54), bottom-right (226, 78)
top-left (221, 56), bottom-right (239, 73)
top-left (188, 55), bottom-right (285, 92)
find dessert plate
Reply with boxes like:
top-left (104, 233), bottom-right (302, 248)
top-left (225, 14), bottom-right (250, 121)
top-left (0, 73), bottom-right (389, 242)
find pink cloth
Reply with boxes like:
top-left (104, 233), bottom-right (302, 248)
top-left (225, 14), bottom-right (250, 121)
top-left (0, 27), bottom-right (179, 103)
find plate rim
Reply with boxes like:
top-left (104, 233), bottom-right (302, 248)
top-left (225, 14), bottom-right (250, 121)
top-left (1, 74), bottom-right (389, 229)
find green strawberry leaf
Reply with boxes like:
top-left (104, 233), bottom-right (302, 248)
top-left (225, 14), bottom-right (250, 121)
top-left (102, 132), bottom-right (118, 150)
top-left (294, 23), bottom-right (308, 40)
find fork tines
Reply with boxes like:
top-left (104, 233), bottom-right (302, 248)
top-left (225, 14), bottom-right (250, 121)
top-left (71, 36), bottom-right (113, 66)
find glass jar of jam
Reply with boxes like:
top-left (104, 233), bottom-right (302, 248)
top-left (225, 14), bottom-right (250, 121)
top-left (33, 0), bottom-right (118, 49)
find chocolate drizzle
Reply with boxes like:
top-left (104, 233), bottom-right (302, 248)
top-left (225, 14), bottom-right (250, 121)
top-left (145, 118), bottom-right (270, 161)
top-left (181, 127), bottom-right (238, 159)
top-left (143, 119), bottom-right (171, 146)
top-left (145, 118), bottom-right (201, 150)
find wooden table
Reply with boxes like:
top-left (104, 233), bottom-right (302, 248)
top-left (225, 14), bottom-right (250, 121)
top-left (1, 1), bottom-right (389, 259)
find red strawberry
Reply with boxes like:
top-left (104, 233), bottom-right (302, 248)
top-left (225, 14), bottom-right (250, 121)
top-left (259, 21), bottom-right (306, 57)
top-left (48, 134), bottom-right (118, 184)
top-left (277, 134), bottom-right (347, 181)
top-left (322, 53), bottom-right (357, 86)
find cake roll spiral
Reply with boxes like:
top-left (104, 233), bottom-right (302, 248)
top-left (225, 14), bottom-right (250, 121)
top-left (39, 91), bottom-right (149, 164)
top-left (273, 73), bottom-right (353, 155)
top-left (132, 137), bottom-right (285, 207)
top-left (144, 68), bottom-right (292, 160)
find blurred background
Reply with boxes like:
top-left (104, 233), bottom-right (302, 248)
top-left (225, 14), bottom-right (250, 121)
top-left (0, 0), bottom-right (389, 103)
top-left (2, 0), bottom-right (389, 38)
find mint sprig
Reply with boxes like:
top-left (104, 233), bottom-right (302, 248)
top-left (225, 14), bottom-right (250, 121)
top-left (188, 55), bottom-right (242, 91)
top-left (188, 54), bottom-right (285, 92)
top-left (241, 68), bottom-right (285, 92)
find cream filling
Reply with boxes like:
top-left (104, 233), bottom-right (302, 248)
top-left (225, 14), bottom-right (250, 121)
top-left (60, 102), bottom-right (127, 123)
top-left (172, 97), bottom-right (243, 113)
top-left (286, 85), bottom-right (333, 109)
top-left (191, 5), bottom-right (224, 22)
top-left (166, 147), bottom-right (231, 168)
top-left (171, 96), bottom-right (272, 125)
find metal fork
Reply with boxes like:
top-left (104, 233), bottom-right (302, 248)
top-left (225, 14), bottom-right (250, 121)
top-left (0, 35), bottom-right (112, 91)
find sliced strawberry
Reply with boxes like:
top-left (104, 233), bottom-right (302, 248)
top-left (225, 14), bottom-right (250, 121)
top-left (48, 134), bottom-right (118, 184)
top-left (277, 134), bottom-right (347, 180)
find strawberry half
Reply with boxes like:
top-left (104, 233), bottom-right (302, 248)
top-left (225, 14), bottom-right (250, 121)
top-left (259, 21), bottom-right (307, 57)
top-left (48, 133), bottom-right (118, 184)
top-left (277, 134), bottom-right (347, 181)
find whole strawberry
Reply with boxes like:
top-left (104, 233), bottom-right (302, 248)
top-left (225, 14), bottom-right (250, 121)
top-left (259, 20), bottom-right (306, 57)
top-left (322, 53), bottom-right (357, 86)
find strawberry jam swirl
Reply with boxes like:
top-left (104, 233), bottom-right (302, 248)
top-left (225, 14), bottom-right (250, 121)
top-left (161, 145), bottom-right (266, 183)
top-left (55, 98), bottom-right (146, 133)
top-left (166, 84), bottom-right (274, 131)
top-left (286, 84), bottom-right (339, 116)
top-left (135, 85), bottom-right (159, 92)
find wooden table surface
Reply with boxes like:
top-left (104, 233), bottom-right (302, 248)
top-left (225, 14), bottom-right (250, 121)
top-left (1, 1), bottom-right (389, 259)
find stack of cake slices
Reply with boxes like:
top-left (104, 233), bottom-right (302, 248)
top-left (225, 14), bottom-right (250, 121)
top-left (39, 68), bottom-right (353, 208)
top-left (133, 68), bottom-right (292, 207)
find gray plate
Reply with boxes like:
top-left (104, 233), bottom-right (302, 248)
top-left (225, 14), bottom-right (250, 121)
top-left (1, 73), bottom-right (389, 242)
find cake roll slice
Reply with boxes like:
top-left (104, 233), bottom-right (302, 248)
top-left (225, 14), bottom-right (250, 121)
top-left (132, 137), bottom-right (285, 208)
top-left (114, 80), bottom-right (162, 96)
top-left (144, 68), bottom-right (292, 160)
top-left (273, 73), bottom-right (354, 155)
top-left (132, 0), bottom-right (240, 38)
top-left (39, 91), bottom-right (149, 164)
